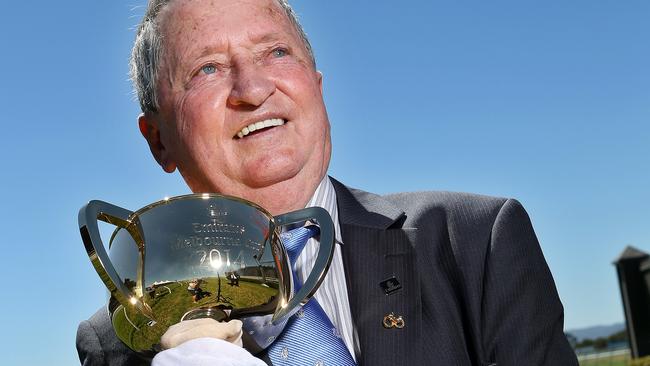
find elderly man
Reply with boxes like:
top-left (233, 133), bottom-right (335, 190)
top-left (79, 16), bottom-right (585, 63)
top-left (76, 0), bottom-right (578, 365)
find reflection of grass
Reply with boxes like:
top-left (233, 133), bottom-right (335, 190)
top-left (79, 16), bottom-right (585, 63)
top-left (112, 306), bottom-right (138, 348)
top-left (111, 277), bottom-right (278, 351)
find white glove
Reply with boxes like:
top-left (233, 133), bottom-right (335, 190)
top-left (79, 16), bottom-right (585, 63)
top-left (153, 319), bottom-right (266, 366)
top-left (153, 338), bottom-right (267, 366)
top-left (160, 318), bottom-right (244, 349)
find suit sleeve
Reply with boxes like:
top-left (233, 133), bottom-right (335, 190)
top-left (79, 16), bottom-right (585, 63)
top-left (77, 320), bottom-right (106, 366)
top-left (481, 199), bottom-right (577, 365)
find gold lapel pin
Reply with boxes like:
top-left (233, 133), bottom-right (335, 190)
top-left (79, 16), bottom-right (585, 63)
top-left (382, 312), bottom-right (405, 329)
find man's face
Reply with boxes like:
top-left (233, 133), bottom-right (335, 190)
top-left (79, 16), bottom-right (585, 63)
top-left (142, 0), bottom-right (331, 207)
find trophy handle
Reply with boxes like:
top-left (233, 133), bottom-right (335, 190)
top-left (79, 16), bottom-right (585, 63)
top-left (271, 207), bottom-right (335, 322)
top-left (78, 200), bottom-right (153, 319)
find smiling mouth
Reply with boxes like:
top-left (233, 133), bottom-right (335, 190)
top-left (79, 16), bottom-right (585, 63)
top-left (235, 118), bottom-right (286, 139)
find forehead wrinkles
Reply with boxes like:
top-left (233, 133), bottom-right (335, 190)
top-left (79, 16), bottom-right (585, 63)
top-left (160, 0), bottom-right (292, 49)
top-left (157, 1), bottom-right (296, 81)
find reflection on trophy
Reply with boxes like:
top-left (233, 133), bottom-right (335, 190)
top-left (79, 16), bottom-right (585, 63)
top-left (79, 194), bottom-right (334, 357)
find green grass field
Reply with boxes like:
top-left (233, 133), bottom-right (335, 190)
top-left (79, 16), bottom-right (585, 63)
top-left (579, 353), bottom-right (630, 366)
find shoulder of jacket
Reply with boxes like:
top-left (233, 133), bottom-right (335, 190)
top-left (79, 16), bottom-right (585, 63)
top-left (382, 190), bottom-right (509, 220)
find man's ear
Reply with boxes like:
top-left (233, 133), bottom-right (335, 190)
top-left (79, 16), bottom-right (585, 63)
top-left (138, 113), bottom-right (177, 173)
top-left (316, 71), bottom-right (323, 94)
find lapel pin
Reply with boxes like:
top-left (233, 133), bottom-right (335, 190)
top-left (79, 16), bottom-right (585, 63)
top-left (382, 312), bottom-right (405, 329)
top-left (379, 276), bottom-right (402, 295)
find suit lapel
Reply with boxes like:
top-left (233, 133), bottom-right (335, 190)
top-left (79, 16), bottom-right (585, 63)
top-left (332, 178), bottom-right (423, 365)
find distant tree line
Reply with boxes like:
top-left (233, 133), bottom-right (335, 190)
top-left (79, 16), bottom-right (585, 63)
top-left (572, 329), bottom-right (628, 350)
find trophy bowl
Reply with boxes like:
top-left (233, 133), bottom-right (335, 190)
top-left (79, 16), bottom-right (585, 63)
top-left (79, 194), bottom-right (334, 357)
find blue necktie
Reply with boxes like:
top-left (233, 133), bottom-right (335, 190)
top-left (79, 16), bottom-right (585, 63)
top-left (268, 226), bottom-right (357, 366)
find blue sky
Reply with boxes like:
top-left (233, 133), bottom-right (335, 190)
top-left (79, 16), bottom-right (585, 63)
top-left (0, 1), bottom-right (648, 364)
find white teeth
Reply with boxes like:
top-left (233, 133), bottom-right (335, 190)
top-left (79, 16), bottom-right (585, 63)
top-left (263, 119), bottom-right (275, 128)
top-left (236, 118), bottom-right (285, 139)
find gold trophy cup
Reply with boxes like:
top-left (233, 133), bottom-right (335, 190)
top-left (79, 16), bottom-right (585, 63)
top-left (79, 194), bottom-right (334, 357)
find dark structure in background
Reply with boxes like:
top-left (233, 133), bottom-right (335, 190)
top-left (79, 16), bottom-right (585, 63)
top-left (614, 246), bottom-right (650, 359)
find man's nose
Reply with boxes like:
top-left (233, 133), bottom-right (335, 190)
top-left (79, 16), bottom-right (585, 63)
top-left (227, 60), bottom-right (275, 108)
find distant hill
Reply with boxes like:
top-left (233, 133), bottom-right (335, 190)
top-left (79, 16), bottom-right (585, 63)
top-left (566, 322), bottom-right (625, 342)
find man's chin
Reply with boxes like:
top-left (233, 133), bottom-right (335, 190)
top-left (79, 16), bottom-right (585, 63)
top-left (239, 168), bottom-right (302, 191)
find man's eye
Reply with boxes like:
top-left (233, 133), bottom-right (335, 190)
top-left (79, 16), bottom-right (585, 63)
top-left (272, 48), bottom-right (287, 58)
top-left (201, 65), bottom-right (217, 74)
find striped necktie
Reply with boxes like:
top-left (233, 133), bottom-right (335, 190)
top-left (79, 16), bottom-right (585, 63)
top-left (267, 226), bottom-right (356, 366)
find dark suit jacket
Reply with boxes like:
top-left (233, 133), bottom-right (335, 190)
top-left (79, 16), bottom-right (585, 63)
top-left (77, 179), bottom-right (578, 365)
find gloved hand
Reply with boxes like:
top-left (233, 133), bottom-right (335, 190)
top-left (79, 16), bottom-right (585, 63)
top-left (160, 318), bottom-right (244, 349)
top-left (153, 319), bottom-right (267, 366)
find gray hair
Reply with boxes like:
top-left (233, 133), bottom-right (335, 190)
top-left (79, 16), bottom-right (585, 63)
top-left (130, 0), bottom-right (315, 113)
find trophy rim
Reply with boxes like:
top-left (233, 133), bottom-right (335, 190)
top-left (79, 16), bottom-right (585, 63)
top-left (127, 193), bottom-right (277, 222)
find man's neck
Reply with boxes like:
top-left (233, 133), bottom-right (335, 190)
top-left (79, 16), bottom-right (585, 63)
top-left (240, 173), bottom-right (327, 215)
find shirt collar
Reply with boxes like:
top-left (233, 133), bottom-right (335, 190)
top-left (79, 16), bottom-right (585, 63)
top-left (305, 176), bottom-right (343, 245)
